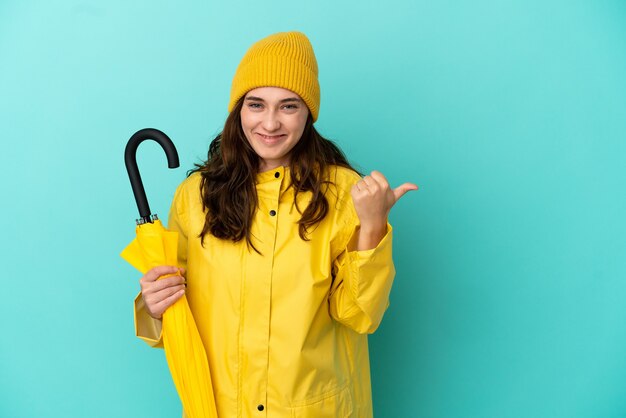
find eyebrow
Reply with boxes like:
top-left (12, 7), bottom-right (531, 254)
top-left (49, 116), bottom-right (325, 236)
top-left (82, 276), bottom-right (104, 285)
top-left (244, 96), bottom-right (302, 103)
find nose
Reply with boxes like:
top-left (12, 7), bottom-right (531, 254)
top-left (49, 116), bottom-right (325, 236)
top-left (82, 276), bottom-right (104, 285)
top-left (262, 110), bottom-right (281, 132)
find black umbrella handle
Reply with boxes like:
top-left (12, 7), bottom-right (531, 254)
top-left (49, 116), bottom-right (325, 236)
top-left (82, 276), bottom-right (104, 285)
top-left (124, 128), bottom-right (180, 224)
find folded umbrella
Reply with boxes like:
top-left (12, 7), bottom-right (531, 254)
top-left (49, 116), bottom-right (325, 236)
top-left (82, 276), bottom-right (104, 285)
top-left (120, 128), bottom-right (218, 418)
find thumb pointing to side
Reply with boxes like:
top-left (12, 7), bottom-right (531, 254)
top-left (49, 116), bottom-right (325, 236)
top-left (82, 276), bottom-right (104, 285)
top-left (393, 183), bottom-right (419, 203)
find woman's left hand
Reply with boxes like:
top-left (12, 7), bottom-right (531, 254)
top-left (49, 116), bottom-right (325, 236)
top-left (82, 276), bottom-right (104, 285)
top-left (351, 170), bottom-right (418, 250)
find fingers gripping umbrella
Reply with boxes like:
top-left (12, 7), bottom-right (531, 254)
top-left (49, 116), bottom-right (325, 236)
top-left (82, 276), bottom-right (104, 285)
top-left (120, 128), bottom-right (218, 418)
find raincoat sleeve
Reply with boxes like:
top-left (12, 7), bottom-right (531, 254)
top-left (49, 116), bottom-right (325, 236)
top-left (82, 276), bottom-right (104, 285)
top-left (166, 180), bottom-right (190, 270)
top-left (329, 223), bottom-right (395, 334)
top-left (328, 172), bottom-right (396, 335)
top-left (133, 181), bottom-right (190, 348)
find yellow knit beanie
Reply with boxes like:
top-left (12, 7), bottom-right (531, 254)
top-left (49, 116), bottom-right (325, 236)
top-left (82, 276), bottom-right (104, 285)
top-left (228, 31), bottom-right (320, 122)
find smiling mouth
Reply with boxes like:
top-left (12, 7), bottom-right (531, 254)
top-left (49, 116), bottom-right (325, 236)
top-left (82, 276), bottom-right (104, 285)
top-left (256, 133), bottom-right (286, 144)
top-left (257, 133), bottom-right (285, 139)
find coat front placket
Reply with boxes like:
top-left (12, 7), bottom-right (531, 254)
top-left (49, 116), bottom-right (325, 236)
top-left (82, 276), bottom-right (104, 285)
top-left (238, 166), bottom-right (286, 417)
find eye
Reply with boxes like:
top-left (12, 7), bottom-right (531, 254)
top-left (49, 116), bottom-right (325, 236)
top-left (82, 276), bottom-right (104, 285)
top-left (248, 102), bottom-right (263, 109)
top-left (282, 104), bottom-right (298, 110)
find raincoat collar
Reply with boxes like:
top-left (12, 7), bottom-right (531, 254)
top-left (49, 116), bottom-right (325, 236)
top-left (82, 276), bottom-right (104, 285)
top-left (256, 165), bottom-right (291, 193)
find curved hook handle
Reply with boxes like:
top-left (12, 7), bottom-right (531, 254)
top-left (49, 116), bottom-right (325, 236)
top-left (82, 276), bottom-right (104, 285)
top-left (124, 128), bottom-right (179, 223)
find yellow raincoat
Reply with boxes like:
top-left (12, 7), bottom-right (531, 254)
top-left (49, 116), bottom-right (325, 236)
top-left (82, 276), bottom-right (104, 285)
top-left (134, 165), bottom-right (395, 418)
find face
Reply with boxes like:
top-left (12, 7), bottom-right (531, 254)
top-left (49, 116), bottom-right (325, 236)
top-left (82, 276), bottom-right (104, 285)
top-left (240, 86), bottom-right (309, 172)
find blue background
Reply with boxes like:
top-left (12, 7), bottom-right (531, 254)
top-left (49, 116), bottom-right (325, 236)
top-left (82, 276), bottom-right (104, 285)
top-left (1, 1), bottom-right (625, 417)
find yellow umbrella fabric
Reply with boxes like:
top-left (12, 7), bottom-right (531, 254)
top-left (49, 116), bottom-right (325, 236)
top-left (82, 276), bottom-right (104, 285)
top-left (121, 219), bottom-right (218, 418)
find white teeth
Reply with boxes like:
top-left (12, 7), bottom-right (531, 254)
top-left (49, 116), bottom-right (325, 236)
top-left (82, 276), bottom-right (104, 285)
top-left (258, 133), bottom-right (283, 140)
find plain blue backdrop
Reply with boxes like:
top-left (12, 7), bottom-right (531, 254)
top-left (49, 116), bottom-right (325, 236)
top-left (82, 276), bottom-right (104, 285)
top-left (1, 1), bottom-right (625, 417)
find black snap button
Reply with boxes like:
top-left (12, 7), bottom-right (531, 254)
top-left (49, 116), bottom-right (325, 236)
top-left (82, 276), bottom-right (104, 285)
top-left (269, 210), bottom-right (276, 216)
top-left (257, 404), bottom-right (264, 411)
top-left (274, 171), bottom-right (280, 178)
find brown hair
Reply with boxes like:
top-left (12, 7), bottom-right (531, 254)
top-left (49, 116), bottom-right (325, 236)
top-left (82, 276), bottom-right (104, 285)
top-left (190, 97), bottom-right (359, 249)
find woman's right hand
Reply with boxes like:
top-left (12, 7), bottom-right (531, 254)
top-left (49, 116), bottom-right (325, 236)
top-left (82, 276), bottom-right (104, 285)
top-left (140, 265), bottom-right (186, 320)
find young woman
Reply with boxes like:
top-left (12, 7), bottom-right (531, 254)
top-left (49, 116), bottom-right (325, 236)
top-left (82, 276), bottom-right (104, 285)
top-left (134, 31), bottom-right (417, 418)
